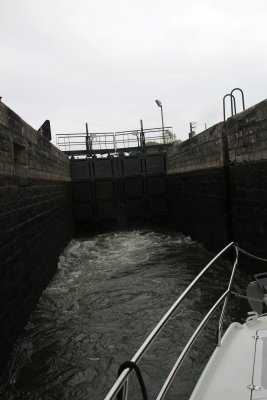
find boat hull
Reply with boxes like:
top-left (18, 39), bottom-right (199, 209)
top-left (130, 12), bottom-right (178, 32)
top-left (189, 315), bottom-right (267, 400)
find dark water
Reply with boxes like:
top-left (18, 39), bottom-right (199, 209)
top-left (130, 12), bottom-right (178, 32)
top-left (0, 230), bottom-right (250, 400)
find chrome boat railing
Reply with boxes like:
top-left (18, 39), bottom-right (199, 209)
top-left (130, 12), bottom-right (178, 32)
top-left (103, 242), bottom-right (239, 400)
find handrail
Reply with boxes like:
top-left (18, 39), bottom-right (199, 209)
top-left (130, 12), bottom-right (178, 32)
top-left (217, 244), bottom-right (239, 345)
top-left (230, 88), bottom-right (245, 112)
top-left (223, 88), bottom-right (246, 121)
top-left (156, 290), bottom-right (230, 400)
top-left (103, 242), bottom-right (238, 400)
top-left (223, 94), bottom-right (236, 121)
top-left (56, 126), bottom-right (173, 155)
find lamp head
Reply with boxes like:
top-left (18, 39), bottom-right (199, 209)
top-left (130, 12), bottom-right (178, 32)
top-left (155, 99), bottom-right (162, 108)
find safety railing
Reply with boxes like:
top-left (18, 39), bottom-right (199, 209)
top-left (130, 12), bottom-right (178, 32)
top-left (103, 242), bottom-right (239, 400)
top-left (56, 126), bottom-right (173, 155)
top-left (56, 133), bottom-right (86, 152)
top-left (223, 88), bottom-right (245, 121)
top-left (56, 132), bottom-right (115, 154)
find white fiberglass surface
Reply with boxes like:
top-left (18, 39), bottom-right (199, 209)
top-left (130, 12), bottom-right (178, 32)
top-left (252, 329), bottom-right (267, 400)
top-left (190, 316), bottom-right (267, 400)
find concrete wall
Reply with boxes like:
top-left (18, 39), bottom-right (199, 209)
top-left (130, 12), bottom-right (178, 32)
top-left (167, 99), bottom-right (267, 268)
top-left (0, 101), bottom-right (73, 373)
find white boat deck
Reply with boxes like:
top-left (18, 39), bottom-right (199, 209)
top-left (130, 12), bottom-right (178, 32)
top-left (189, 316), bottom-right (267, 400)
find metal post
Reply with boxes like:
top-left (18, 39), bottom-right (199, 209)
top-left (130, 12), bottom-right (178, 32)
top-left (231, 88), bottom-right (245, 111)
top-left (137, 133), bottom-right (140, 151)
top-left (160, 106), bottom-right (165, 144)
top-left (223, 94), bottom-right (236, 121)
top-left (140, 119), bottom-right (145, 153)
top-left (217, 245), bottom-right (239, 346)
top-left (189, 122), bottom-right (196, 138)
top-left (122, 379), bottom-right (129, 400)
top-left (113, 132), bottom-right (117, 154)
top-left (85, 122), bottom-right (91, 156)
top-left (189, 122), bottom-right (194, 139)
top-left (155, 100), bottom-right (165, 144)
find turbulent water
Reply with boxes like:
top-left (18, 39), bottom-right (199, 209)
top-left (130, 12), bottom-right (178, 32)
top-left (1, 230), bottom-right (250, 400)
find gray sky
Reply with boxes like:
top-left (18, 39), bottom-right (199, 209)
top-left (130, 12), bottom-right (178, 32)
top-left (1, 0), bottom-right (267, 142)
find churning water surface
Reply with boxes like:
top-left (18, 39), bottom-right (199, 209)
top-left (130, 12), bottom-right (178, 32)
top-left (1, 230), bottom-right (250, 400)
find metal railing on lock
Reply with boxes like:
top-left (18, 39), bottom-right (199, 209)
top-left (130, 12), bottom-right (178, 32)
top-left (56, 126), bottom-right (174, 156)
top-left (56, 133), bottom-right (86, 153)
top-left (115, 130), bottom-right (141, 151)
top-left (103, 242), bottom-right (239, 400)
top-left (56, 132), bottom-right (116, 154)
top-left (141, 127), bottom-right (174, 145)
top-left (223, 88), bottom-right (246, 121)
top-left (89, 132), bottom-right (116, 152)
top-left (115, 127), bottom-right (174, 152)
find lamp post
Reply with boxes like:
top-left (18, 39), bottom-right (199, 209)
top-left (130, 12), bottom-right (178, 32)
top-left (155, 99), bottom-right (165, 144)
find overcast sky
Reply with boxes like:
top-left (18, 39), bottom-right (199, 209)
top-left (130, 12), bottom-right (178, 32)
top-left (1, 0), bottom-right (267, 143)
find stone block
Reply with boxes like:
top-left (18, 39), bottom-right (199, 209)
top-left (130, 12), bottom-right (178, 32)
top-left (0, 101), bottom-right (70, 182)
top-left (262, 150), bottom-right (267, 160)
top-left (256, 99), bottom-right (267, 121)
top-left (253, 150), bottom-right (264, 161)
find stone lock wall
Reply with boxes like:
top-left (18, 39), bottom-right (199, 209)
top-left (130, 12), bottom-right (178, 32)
top-left (167, 122), bottom-right (230, 251)
top-left (166, 99), bottom-right (267, 269)
top-left (0, 102), bottom-right (73, 374)
top-left (227, 100), bottom-right (267, 265)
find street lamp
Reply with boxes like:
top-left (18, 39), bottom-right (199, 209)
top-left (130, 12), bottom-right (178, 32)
top-left (155, 99), bottom-right (165, 144)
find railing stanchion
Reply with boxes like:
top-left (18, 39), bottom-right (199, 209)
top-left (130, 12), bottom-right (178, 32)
top-left (217, 244), bottom-right (239, 346)
top-left (122, 379), bottom-right (129, 400)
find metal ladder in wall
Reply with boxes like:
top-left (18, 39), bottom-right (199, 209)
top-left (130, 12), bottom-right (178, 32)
top-left (223, 88), bottom-right (246, 121)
